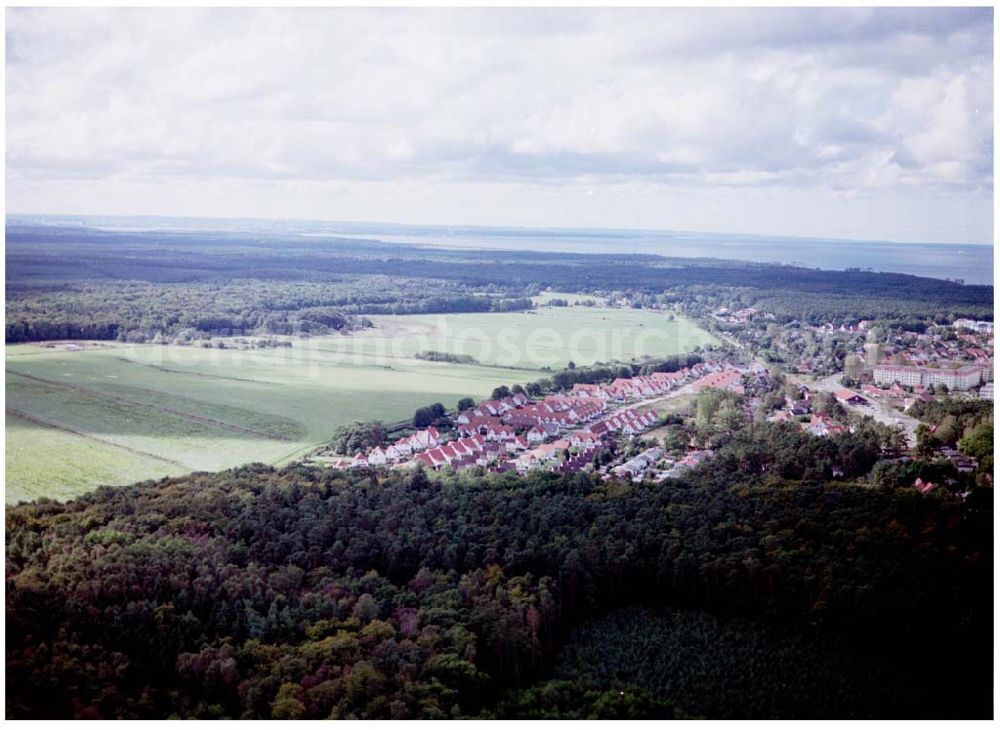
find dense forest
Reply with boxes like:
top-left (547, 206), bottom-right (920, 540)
top-left (6, 223), bottom-right (992, 343)
top-left (7, 419), bottom-right (992, 719)
top-left (498, 606), bottom-right (947, 719)
top-left (5, 278), bottom-right (532, 343)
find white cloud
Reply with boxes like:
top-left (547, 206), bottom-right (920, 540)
top-left (4, 7), bottom-right (994, 243)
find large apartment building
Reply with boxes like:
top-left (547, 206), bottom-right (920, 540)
top-left (872, 364), bottom-right (986, 391)
top-left (952, 319), bottom-right (994, 333)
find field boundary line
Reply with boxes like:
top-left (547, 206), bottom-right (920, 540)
top-left (305, 345), bottom-right (546, 373)
top-left (7, 369), bottom-right (293, 441)
top-left (110, 356), bottom-right (285, 385)
top-left (6, 407), bottom-right (189, 468)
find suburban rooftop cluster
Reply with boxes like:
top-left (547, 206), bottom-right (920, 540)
top-left (327, 361), bottom-right (745, 477)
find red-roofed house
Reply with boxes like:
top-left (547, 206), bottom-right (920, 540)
top-left (414, 452), bottom-right (436, 468)
top-left (587, 421), bottom-right (609, 436)
top-left (506, 435), bottom-right (530, 453)
top-left (425, 448), bottom-right (447, 467)
top-left (834, 389), bottom-right (868, 406)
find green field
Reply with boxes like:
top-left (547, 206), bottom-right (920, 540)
top-left (530, 291), bottom-right (607, 306)
top-left (5, 308), bottom-right (716, 503)
top-left (342, 307), bottom-right (715, 369)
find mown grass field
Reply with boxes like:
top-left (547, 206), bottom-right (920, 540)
top-left (5, 308), bottom-right (716, 503)
top-left (335, 307), bottom-right (716, 369)
top-left (530, 291), bottom-right (607, 306)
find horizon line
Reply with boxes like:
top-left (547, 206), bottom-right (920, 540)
top-left (6, 211), bottom-right (994, 249)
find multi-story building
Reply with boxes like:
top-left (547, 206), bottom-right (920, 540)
top-left (872, 365), bottom-right (923, 388)
top-left (872, 364), bottom-right (985, 391)
top-left (952, 319), bottom-right (994, 333)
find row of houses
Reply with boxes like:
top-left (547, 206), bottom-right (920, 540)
top-left (461, 392), bottom-right (531, 418)
top-left (337, 381), bottom-right (663, 474)
top-left (564, 363), bottom-right (744, 401)
top-left (411, 434), bottom-right (498, 470)
top-left (327, 358), bottom-right (751, 476)
top-left (613, 446), bottom-right (663, 480)
top-left (459, 392), bottom-right (602, 421)
top-left (570, 369), bottom-right (692, 401)
top-left (324, 425), bottom-right (446, 468)
top-left (456, 394), bottom-right (608, 445)
top-left (514, 407), bottom-right (659, 473)
top-left (376, 426), bottom-right (443, 462)
top-left (686, 368), bottom-right (746, 395)
top-left (342, 390), bottom-right (611, 468)
top-left (419, 401), bottom-right (661, 475)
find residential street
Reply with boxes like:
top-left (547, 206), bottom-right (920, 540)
top-left (796, 372), bottom-right (920, 448)
top-left (710, 325), bottom-right (919, 446)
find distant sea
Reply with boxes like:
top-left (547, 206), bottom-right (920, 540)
top-left (9, 215), bottom-right (995, 286)
top-left (304, 224), bottom-right (995, 286)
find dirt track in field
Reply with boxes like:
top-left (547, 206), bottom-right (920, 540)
top-left (6, 407), bottom-right (189, 467)
top-left (7, 369), bottom-right (292, 441)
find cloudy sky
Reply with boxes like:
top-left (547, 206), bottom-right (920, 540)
top-left (5, 7), bottom-right (994, 244)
